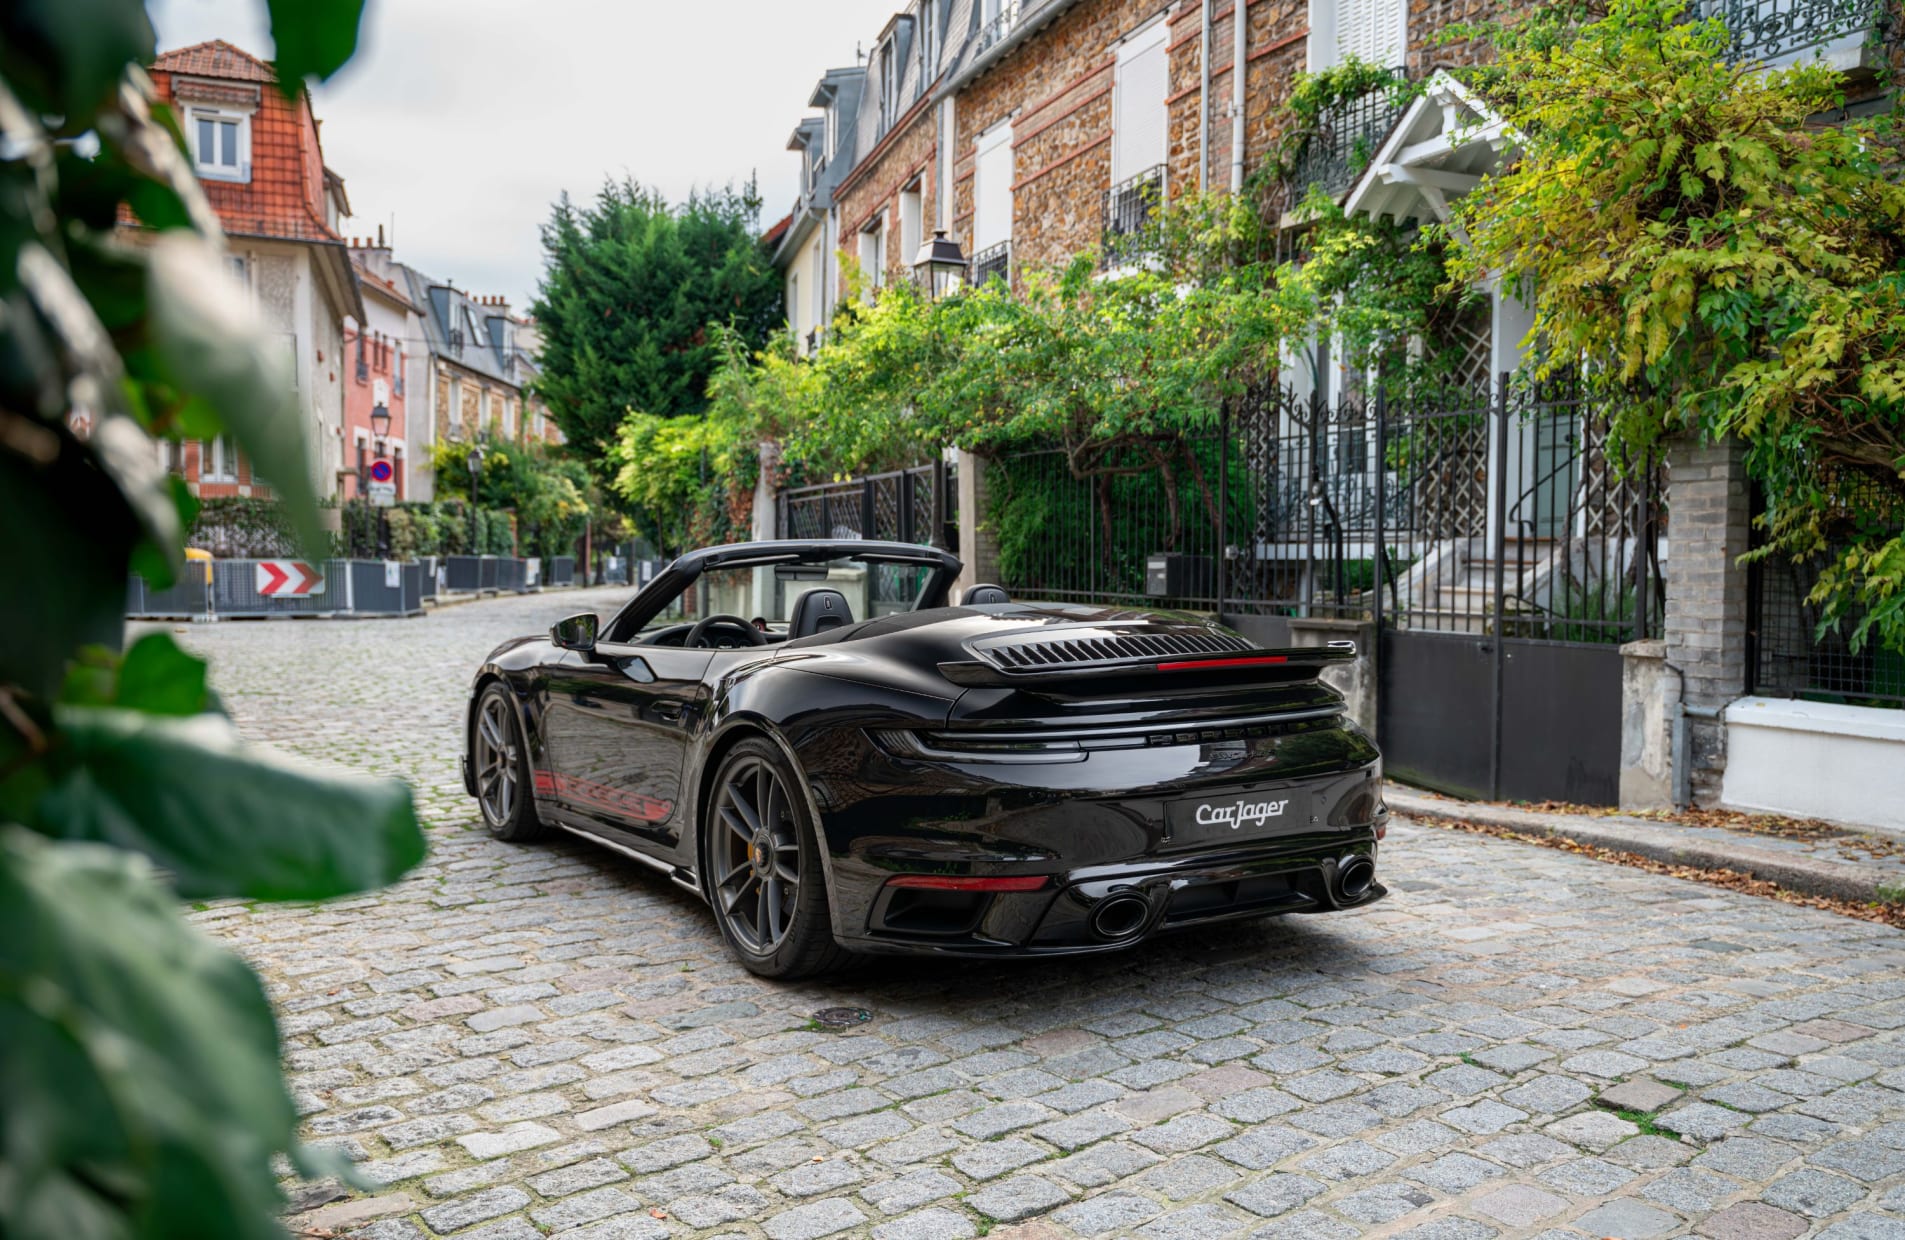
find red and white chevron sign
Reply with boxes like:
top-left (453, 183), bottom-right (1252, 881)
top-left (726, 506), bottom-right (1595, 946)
top-left (255, 560), bottom-right (325, 597)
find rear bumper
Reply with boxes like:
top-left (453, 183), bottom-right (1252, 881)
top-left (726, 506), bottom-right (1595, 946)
top-left (838, 836), bottom-right (1386, 958)
top-left (793, 720), bottom-right (1387, 957)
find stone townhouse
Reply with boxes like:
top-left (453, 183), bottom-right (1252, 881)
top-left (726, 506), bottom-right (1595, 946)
top-left (402, 274), bottom-right (532, 455)
top-left (126, 40), bottom-right (363, 503)
top-left (344, 233), bottom-right (426, 503)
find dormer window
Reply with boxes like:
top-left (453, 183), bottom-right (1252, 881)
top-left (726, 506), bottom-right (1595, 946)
top-left (187, 106), bottom-right (250, 182)
top-left (879, 39), bottom-right (897, 133)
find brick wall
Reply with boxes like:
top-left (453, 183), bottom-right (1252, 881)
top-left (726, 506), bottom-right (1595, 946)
top-left (1663, 435), bottom-right (1752, 804)
top-left (945, 0), bottom-right (1314, 286)
top-left (1407, 0), bottom-right (1503, 78)
top-left (834, 94), bottom-right (941, 290)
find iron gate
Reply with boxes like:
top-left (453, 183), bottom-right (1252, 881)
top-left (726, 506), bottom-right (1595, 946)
top-left (1374, 377), bottom-right (1664, 804)
top-left (776, 461), bottom-right (958, 616)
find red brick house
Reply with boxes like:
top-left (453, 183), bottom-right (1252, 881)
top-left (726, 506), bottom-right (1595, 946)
top-left (129, 40), bottom-right (363, 502)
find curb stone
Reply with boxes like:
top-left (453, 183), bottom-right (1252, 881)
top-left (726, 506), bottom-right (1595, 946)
top-left (1385, 786), bottom-right (1895, 907)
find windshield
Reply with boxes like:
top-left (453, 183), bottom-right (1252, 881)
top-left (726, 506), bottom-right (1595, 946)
top-left (638, 556), bottom-right (938, 637)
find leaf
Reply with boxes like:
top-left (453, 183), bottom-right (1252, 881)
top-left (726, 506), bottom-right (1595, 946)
top-left (143, 233), bottom-right (325, 555)
top-left (0, 439), bottom-right (140, 700)
top-left (0, 0), bottom-right (153, 121)
top-left (0, 828), bottom-right (293, 1240)
top-left (266, 0), bottom-right (369, 96)
top-left (18, 706), bottom-right (426, 901)
top-left (113, 633), bottom-right (209, 716)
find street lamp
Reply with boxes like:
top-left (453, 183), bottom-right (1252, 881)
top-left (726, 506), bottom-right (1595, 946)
top-left (370, 402), bottom-right (391, 459)
top-left (913, 230), bottom-right (968, 299)
top-left (467, 441), bottom-right (486, 553)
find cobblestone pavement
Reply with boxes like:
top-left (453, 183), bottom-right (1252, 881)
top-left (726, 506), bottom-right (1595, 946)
top-left (155, 590), bottom-right (1905, 1240)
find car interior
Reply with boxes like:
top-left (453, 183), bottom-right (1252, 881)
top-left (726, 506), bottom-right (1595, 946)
top-left (601, 550), bottom-right (1006, 651)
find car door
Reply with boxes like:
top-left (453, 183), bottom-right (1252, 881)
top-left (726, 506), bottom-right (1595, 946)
top-left (541, 642), bottom-right (713, 853)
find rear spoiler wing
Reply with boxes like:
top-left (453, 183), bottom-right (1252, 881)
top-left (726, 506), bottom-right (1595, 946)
top-left (938, 641), bottom-right (1356, 688)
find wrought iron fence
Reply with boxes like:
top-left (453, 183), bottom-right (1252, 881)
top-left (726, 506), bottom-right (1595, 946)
top-left (990, 376), bottom-right (1666, 645)
top-left (1103, 164), bottom-right (1165, 268)
top-left (1703, 0), bottom-right (1886, 66)
top-left (970, 241), bottom-right (1010, 288)
top-left (1283, 68), bottom-right (1413, 204)
top-left (1749, 476), bottom-right (1905, 708)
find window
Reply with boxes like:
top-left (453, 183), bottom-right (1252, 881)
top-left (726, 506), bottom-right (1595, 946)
top-left (879, 39), bottom-right (897, 134)
top-left (899, 183), bottom-right (923, 272)
top-left (479, 388), bottom-right (491, 432)
top-left (188, 108), bottom-right (250, 182)
top-left (449, 377), bottom-right (463, 434)
top-left (201, 435), bottom-right (238, 483)
top-left (973, 123), bottom-right (1014, 252)
top-left (788, 271), bottom-right (800, 329)
top-left (859, 218), bottom-right (887, 291)
top-left (920, 1), bottom-right (939, 82)
top-left (503, 397), bottom-right (516, 439)
top-left (228, 255), bottom-right (250, 289)
top-left (1112, 21), bottom-right (1169, 183)
top-left (1313, 0), bottom-right (1405, 70)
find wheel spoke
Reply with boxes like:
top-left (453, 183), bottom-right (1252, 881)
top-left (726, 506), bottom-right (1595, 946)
top-left (726, 770), bottom-right (762, 834)
top-left (479, 710), bottom-right (504, 750)
top-left (722, 872), bottom-right (759, 917)
top-left (764, 876), bottom-right (784, 941)
top-left (719, 806), bottom-right (752, 844)
top-left (755, 879), bottom-right (771, 944)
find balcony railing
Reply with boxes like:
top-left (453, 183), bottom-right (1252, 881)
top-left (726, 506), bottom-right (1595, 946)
top-left (977, 0), bottom-right (1023, 54)
top-left (1283, 67), bottom-right (1412, 206)
top-left (970, 241), bottom-right (1011, 288)
top-left (1703, 0), bottom-right (1885, 68)
top-left (1102, 164), bottom-right (1165, 268)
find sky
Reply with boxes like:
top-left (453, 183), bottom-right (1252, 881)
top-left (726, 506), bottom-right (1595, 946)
top-left (149, 0), bottom-right (905, 309)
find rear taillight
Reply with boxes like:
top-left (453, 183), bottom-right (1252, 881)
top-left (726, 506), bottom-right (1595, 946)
top-left (884, 875), bottom-right (1050, 892)
top-left (1157, 655), bottom-right (1290, 671)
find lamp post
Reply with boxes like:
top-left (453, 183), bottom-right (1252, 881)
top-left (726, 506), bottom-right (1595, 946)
top-left (912, 230), bottom-right (969, 300)
top-left (467, 441), bottom-right (486, 553)
top-left (371, 402), bottom-right (391, 459)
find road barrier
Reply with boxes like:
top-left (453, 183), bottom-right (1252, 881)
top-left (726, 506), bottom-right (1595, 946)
top-left (127, 558), bottom-right (426, 621)
top-left (442, 555), bottom-right (543, 596)
top-left (545, 556), bottom-right (576, 588)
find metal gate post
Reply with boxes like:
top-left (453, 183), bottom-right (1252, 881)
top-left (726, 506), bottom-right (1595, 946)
top-left (1217, 402), bottom-right (1229, 609)
top-left (1489, 372), bottom-right (1511, 800)
top-left (899, 470), bottom-right (916, 544)
top-left (862, 479), bottom-right (876, 541)
top-left (1371, 382), bottom-right (1386, 695)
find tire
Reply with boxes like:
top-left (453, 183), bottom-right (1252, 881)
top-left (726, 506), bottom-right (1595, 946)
top-left (472, 684), bottom-right (544, 842)
top-left (703, 737), bottom-right (852, 980)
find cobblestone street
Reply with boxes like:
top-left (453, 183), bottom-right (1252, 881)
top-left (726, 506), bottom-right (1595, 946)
top-left (158, 590), bottom-right (1905, 1240)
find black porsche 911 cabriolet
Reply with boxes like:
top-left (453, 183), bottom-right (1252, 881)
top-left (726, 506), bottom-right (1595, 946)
top-left (463, 540), bottom-right (1386, 978)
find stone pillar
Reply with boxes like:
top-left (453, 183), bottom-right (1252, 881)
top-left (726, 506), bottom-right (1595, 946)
top-left (751, 440), bottom-right (780, 543)
top-left (954, 448), bottom-right (998, 603)
top-left (1619, 637), bottom-right (1675, 810)
top-left (1662, 435), bottom-right (1752, 804)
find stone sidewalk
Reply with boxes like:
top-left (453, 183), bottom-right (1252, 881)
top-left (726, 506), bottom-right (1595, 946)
top-left (155, 590), bottom-right (1905, 1240)
top-left (1385, 789), bottom-right (1905, 908)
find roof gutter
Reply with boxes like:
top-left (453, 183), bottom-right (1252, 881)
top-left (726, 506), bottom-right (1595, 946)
top-left (1199, 0), bottom-right (1211, 192)
top-left (1230, 0), bottom-right (1247, 192)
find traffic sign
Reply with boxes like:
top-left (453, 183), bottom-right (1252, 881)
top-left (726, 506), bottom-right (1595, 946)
top-left (369, 459), bottom-right (394, 483)
top-left (368, 480), bottom-right (397, 506)
top-left (255, 560), bottom-right (325, 597)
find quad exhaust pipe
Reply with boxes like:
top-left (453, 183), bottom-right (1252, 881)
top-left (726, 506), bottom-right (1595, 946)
top-left (1088, 892), bottom-right (1151, 942)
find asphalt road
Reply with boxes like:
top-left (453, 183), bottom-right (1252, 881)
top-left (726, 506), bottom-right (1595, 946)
top-left (155, 588), bottom-right (1905, 1240)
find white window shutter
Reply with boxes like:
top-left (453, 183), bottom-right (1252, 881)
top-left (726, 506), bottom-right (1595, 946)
top-left (974, 125), bottom-right (1014, 250)
top-left (1337, 0), bottom-right (1403, 68)
top-left (1112, 23), bottom-right (1169, 182)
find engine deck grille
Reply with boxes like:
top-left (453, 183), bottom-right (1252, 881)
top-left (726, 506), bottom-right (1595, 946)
top-left (981, 629), bottom-right (1254, 670)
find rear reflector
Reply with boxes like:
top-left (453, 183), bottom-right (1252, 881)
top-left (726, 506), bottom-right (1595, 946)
top-left (885, 875), bottom-right (1050, 892)
top-left (1157, 655), bottom-right (1290, 671)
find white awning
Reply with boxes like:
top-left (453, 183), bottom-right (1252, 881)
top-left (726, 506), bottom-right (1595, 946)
top-left (1342, 72), bottom-right (1517, 234)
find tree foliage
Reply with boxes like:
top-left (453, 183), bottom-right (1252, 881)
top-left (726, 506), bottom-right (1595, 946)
top-left (531, 179), bottom-right (783, 477)
top-left (1449, 0), bottom-right (1905, 652)
top-left (0, 4), bottom-right (427, 1236)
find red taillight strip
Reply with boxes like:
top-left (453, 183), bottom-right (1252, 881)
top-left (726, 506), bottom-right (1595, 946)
top-left (885, 875), bottom-right (1051, 892)
top-left (1157, 655), bottom-right (1291, 671)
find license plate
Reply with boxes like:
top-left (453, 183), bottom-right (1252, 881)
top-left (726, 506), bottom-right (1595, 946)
top-left (1166, 789), bottom-right (1307, 848)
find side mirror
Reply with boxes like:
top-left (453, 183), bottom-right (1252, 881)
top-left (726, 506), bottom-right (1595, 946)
top-left (551, 613), bottom-right (598, 652)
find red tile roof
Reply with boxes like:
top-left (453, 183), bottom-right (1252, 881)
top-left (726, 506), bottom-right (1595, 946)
top-left (134, 42), bottom-right (342, 246)
top-left (152, 40), bottom-right (277, 83)
top-left (761, 211), bottom-right (794, 248)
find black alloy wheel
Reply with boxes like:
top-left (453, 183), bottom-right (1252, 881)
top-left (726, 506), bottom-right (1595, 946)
top-left (705, 738), bottom-right (850, 978)
top-left (474, 685), bottom-right (542, 841)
